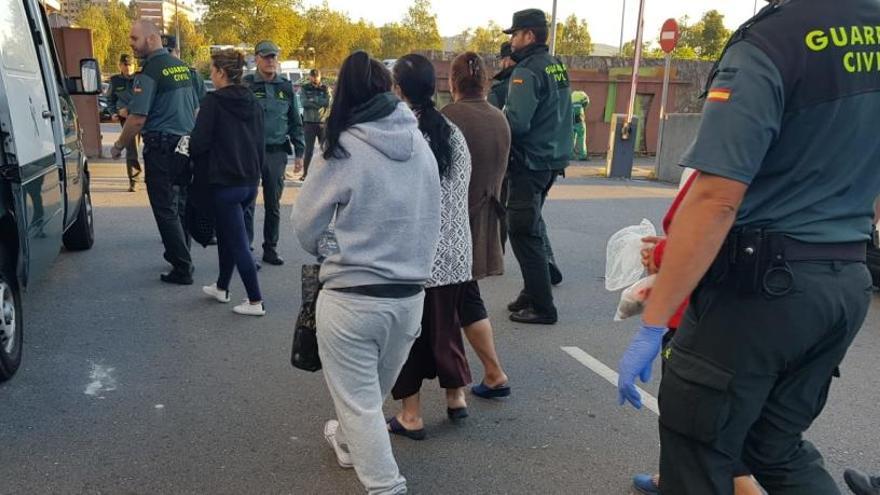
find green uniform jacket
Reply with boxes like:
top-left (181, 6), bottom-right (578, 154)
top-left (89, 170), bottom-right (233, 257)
top-left (129, 49), bottom-right (199, 136)
top-left (107, 73), bottom-right (134, 115)
top-left (244, 72), bottom-right (305, 157)
top-left (504, 44), bottom-right (573, 171)
top-left (301, 82), bottom-right (331, 123)
top-left (190, 68), bottom-right (207, 102)
top-left (488, 66), bottom-right (515, 110)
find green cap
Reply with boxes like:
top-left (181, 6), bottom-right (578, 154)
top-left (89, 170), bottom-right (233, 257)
top-left (255, 40), bottom-right (280, 57)
top-left (498, 42), bottom-right (513, 59)
top-left (503, 9), bottom-right (548, 34)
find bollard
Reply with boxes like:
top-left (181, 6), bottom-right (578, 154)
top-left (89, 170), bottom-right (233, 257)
top-left (606, 114), bottom-right (639, 179)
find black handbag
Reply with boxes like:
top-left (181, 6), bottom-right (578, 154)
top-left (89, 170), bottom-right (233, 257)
top-left (291, 264), bottom-right (322, 372)
top-left (185, 158), bottom-right (215, 248)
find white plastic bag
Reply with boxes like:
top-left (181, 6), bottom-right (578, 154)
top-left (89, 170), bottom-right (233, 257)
top-left (605, 219), bottom-right (657, 291)
top-left (614, 275), bottom-right (656, 321)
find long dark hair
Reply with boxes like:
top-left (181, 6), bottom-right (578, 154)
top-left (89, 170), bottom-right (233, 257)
top-left (323, 51), bottom-right (393, 160)
top-left (393, 54), bottom-right (453, 178)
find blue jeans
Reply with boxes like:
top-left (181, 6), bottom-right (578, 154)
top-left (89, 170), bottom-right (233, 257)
top-left (213, 186), bottom-right (262, 302)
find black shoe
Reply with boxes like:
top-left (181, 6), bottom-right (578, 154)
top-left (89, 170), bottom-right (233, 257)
top-left (262, 253), bottom-right (285, 266)
top-left (549, 263), bottom-right (563, 286)
top-left (509, 308), bottom-right (557, 325)
top-left (128, 184), bottom-right (137, 192)
top-left (507, 294), bottom-right (532, 312)
top-left (844, 469), bottom-right (880, 495)
top-left (160, 271), bottom-right (194, 285)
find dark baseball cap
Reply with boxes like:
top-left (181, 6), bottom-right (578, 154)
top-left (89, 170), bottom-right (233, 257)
top-left (309, 69), bottom-right (321, 77)
top-left (119, 53), bottom-right (132, 64)
top-left (161, 34), bottom-right (177, 51)
top-left (498, 42), bottom-right (513, 59)
top-left (503, 9), bottom-right (548, 34)
top-left (255, 40), bottom-right (280, 57)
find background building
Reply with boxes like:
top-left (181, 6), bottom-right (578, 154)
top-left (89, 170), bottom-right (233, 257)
top-left (60, 0), bottom-right (109, 22)
top-left (132, 0), bottom-right (196, 31)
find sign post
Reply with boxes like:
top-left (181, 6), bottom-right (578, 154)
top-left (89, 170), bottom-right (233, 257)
top-left (655, 18), bottom-right (680, 172)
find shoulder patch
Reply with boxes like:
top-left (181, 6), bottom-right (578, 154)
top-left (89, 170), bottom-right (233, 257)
top-left (512, 78), bottom-right (525, 85)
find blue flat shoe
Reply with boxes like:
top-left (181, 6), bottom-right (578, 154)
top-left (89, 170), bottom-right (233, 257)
top-left (386, 416), bottom-right (426, 441)
top-left (471, 382), bottom-right (512, 399)
top-left (632, 473), bottom-right (660, 495)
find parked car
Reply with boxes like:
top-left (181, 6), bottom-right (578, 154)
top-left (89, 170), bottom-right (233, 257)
top-left (0, 0), bottom-right (99, 381)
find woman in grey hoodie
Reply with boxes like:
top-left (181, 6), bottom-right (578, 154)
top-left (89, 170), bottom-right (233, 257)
top-left (293, 52), bottom-right (440, 495)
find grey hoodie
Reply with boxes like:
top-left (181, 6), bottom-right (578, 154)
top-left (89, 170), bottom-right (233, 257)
top-left (293, 103), bottom-right (442, 289)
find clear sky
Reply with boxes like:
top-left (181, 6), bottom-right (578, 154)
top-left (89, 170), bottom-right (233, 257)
top-left (301, 0), bottom-right (760, 48)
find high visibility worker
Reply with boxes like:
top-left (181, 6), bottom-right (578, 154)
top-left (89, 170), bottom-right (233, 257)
top-left (571, 90), bottom-right (590, 160)
top-left (616, 0), bottom-right (880, 493)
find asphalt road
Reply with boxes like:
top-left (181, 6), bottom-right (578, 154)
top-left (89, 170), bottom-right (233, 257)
top-left (1, 161), bottom-right (878, 495)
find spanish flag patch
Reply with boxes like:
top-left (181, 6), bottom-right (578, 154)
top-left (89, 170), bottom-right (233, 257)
top-left (707, 88), bottom-right (731, 102)
top-left (512, 78), bottom-right (525, 85)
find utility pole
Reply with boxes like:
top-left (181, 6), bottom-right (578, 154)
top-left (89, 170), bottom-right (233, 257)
top-left (618, 0), bottom-right (626, 56)
top-left (549, 0), bottom-right (559, 55)
top-left (174, 0), bottom-right (181, 55)
top-left (623, 0), bottom-right (646, 136)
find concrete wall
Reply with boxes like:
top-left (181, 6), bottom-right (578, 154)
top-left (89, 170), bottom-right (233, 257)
top-left (656, 113), bottom-right (701, 184)
top-left (423, 51), bottom-right (712, 156)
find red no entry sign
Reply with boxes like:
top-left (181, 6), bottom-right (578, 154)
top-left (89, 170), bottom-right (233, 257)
top-left (660, 18), bottom-right (680, 54)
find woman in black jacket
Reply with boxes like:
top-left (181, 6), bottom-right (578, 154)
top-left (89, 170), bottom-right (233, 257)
top-left (189, 49), bottom-right (266, 316)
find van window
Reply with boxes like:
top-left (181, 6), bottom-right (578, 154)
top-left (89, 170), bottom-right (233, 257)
top-left (0, 0), bottom-right (41, 73)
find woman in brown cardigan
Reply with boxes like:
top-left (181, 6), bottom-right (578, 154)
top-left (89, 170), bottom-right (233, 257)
top-left (441, 52), bottom-right (512, 398)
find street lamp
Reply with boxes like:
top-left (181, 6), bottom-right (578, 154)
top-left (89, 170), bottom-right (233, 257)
top-left (549, 0), bottom-right (559, 55)
top-left (619, 0), bottom-right (626, 56)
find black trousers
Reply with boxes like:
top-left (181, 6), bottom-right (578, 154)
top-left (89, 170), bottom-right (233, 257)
top-left (506, 167), bottom-right (558, 315)
top-left (119, 118), bottom-right (142, 186)
top-left (303, 122), bottom-right (325, 176)
top-left (658, 261), bottom-right (873, 494)
top-left (143, 146), bottom-right (192, 275)
top-left (245, 150), bottom-right (287, 255)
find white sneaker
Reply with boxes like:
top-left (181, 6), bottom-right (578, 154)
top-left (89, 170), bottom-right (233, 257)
top-left (233, 301), bottom-right (266, 316)
top-left (323, 420), bottom-right (353, 469)
top-left (202, 284), bottom-right (230, 303)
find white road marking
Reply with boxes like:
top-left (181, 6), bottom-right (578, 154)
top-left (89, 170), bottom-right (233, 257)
top-left (84, 362), bottom-right (118, 397)
top-left (561, 346), bottom-right (660, 415)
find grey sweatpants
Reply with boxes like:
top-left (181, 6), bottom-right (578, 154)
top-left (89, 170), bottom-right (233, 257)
top-left (316, 289), bottom-right (424, 495)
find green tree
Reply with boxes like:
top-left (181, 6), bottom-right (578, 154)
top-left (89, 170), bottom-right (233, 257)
top-left (401, 0), bottom-right (442, 51)
top-left (75, 4), bottom-right (111, 69)
top-left (169, 13), bottom-right (212, 69)
top-left (451, 29), bottom-right (472, 53)
top-left (201, 0), bottom-right (306, 57)
top-left (467, 21), bottom-right (506, 54)
top-left (555, 15), bottom-right (592, 57)
top-left (676, 11), bottom-right (731, 60)
top-left (105, 1), bottom-right (133, 69)
top-left (300, 2), bottom-right (356, 68)
top-left (349, 20), bottom-right (383, 58)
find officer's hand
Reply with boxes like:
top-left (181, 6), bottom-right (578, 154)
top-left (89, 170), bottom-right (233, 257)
top-left (118, 108), bottom-right (129, 119)
top-left (110, 143), bottom-right (123, 160)
top-left (617, 323), bottom-right (666, 409)
top-left (294, 158), bottom-right (304, 173)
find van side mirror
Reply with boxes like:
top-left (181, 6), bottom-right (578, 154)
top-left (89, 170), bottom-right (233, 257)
top-left (66, 58), bottom-right (101, 95)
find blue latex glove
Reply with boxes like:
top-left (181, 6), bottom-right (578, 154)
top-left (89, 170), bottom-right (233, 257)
top-left (617, 323), bottom-right (667, 409)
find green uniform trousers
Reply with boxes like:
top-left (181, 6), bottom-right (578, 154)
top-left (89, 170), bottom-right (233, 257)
top-left (659, 260), bottom-right (873, 494)
top-left (572, 122), bottom-right (587, 160)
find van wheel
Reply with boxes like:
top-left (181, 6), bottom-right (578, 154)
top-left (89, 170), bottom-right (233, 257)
top-left (0, 250), bottom-right (22, 382)
top-left (63, 176), bottom-right (94, 251)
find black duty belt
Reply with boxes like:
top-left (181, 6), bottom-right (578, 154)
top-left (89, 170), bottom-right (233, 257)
top-left (709, 231), bottom-right (867, 296)
top-left (330, 284), bottom-right (423, 299)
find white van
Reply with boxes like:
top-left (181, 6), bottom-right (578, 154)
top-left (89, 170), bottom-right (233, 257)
top-left (0, 0), bottom-right (100, 381)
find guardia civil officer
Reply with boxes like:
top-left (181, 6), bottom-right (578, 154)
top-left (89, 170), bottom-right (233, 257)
top-left (488, 42), bottom-right (515, 109)
top-left (112, 19), bottom-right (199, 285)
top-left (616, 1), bottom-right (880, 493)
top-left (107, 53), bottom-right (142, 192)
top-left (162, 34), bottom-right (207, 102)
top-left (300, 68), bottom-right (331, 181)
top-left (243, 41), bottom-right (305, 266)
top-left (502, 9), bottom-right (572, 325)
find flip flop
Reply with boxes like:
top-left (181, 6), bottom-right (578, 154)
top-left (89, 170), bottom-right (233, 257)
top-left (447, 407), bottom-right (469, 420)
top-left (471, 382), bottom-right (512, 399)
top-left (386, 416), bottom-right (426, 441)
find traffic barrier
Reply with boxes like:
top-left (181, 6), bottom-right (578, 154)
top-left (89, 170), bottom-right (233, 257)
top-left (656, 113), bottom-right (701, 184)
